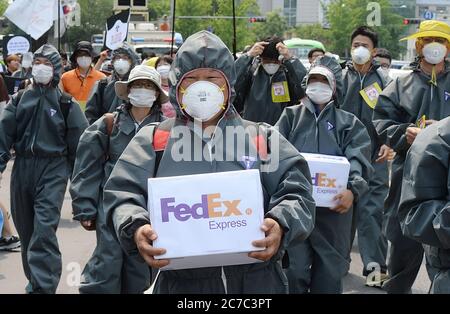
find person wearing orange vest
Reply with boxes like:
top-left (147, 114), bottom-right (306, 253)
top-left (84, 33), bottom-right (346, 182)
top-left (59, 41), bottom-right (106, 111)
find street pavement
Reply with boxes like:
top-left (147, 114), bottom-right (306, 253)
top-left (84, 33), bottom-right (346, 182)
top-left (0, 160), bottom-right (431, 294)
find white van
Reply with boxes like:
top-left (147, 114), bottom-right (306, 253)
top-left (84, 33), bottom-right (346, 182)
top-left (133, 43), bottom-right (178, 58)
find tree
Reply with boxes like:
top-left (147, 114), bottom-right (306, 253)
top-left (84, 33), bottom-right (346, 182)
top-left (0, 0), bottom-right (7, 16)
top-left (252, 10), bottom-right (288, 40)
top-left (294, 24), bottom-right (332, 49)
top-left (175, 0), bottom-right (210, 40)
top-left (148, 0), bottom-right (171, 21)
top-left (65, 0), bottom-right (114, 49)
top-left (327, 0), bottom-right (406, 58)
top-left (210, 0), bottom-right (260, 52)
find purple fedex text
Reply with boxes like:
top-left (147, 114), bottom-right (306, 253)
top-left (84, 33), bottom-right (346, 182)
top-left (160, 193), bottom-right (243, 222)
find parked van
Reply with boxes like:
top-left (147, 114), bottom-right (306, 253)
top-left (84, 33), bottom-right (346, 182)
top-left (284, 38), bottom-right (326, 59)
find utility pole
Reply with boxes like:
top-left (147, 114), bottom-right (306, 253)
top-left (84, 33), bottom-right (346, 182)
top-left (232, 0), bottom-right (236, 59)
top-left (58, 0), bottom-right (61, 51)
top-left (170, 0), bottom-right (176, 56)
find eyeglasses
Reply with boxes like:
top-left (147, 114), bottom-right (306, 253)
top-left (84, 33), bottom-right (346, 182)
top-left (420, 37), bottom-right (448, 45)
top-left (130, 81), bottom-right (156, 89)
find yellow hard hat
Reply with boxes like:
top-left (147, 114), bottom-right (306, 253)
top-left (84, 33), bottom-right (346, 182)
top-left (144, 56), bottom-right (159, 68)
top-left (400, 20), bottom-right (450, 42)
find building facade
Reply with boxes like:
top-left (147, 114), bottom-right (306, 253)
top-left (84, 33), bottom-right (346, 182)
top-left (257, 0), bottom-right (331, 27)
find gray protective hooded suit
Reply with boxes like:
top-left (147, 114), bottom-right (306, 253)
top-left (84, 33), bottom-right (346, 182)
top-left (373, 61), bottom-right (450, 293)
top-left (103, 31), bottom-right (316, 294)
top-left (70, 103), bottom-right (162, 294)
top-left (399, 116), bottom-right (450, 294)
top-left (233, 48), bottom-right (307, 125)
top-left (84, 44), bottom-right (140, 125)
top-left (340, 61), bottom-right (391, 278)
top-left (0, 44), bottom-right (88, 293)
top-left (277, 56), bottom-right (372, 293)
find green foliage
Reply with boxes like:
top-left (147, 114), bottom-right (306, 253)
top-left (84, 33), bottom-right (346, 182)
top-left (148, 0), bottom-right (171, 21)
top-left (65, 0), bottom-right (114, 48)
top-left (0, 0), bottom-right (8, 16)
top-left (175, 0), bottom-right (209, 40)
top-left (252, 10), bottom-right (288, 40)
top-left (327, 0), bottom-right (406, 58)
top-left (0, 0), bottom-right (409, 58)
top-left (210, 0), bottom-right (260, 51)
top-left (294, 24), bottom-right (332, 49)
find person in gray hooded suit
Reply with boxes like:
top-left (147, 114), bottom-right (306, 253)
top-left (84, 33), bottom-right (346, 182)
top-left (276, 56), bottom-right (372, 293)
top-left (85, 43), bottom-right (141, 125)
top-left (0, 44), bottom-right (88, 293)
top-left (399, 116), bottom-right (450, 294)
top-left (103, 30), bottom-right (316, 294)
top-left (233, 36), bottom-right (307, 125)
top-left (373, 20), bottom-right (450, 293)
top-left (70, 65), bottom-right (166, 293)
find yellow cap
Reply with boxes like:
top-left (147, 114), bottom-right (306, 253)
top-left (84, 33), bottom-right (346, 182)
top-left (400, 20), bottom-right (450, 42)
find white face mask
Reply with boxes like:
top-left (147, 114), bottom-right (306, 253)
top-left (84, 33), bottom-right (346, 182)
top-left (77, 56), bottom-right (92, 69)
top-left (306, 82), bottom-right (333, 105)
top-left (157, 64), bottom-right (171, 79)
top-left (32, 64), bottom-right (53, 85)
top-left (351, 46), bottom-right (372, 65)
top-left (113, 58), bottom-right (131, 76)
top-left (22, 60), bottom-right (32, 69)
top-left (422, 42), bottom-right (447, 65)
top-left (128, 88), bottom-right (157, 108)
top-left (181, 81), bottom-right (225, 122)
top-left (22, 52), bottom-right (33, 69)
top-left (380, 68), bottom-right (390, 78)
top-left (262, 63), bottom-right (280, 75)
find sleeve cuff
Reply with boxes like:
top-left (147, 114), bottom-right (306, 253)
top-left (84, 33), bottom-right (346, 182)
top-left (119, 218), bottom-right (150, 256)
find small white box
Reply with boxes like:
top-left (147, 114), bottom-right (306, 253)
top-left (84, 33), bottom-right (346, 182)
top-left (147, 169), bottom-right (265, 271)
top-left (301, 153), bottom-right (350, 208)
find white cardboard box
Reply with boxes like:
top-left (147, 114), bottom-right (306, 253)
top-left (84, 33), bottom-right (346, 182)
top-left (301, 153), bottom-right (350, 208)
top-left (147, 169), bottom-right (265, 271)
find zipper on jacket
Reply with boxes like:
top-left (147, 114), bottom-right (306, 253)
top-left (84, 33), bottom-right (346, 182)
top-left (314, 102), bottom-right (334, 153)
top-left (357, 71), bottom-right (368, 119)
top-left (30, 134), bottom-right (36, 155)
top-left (30, 89), bottom-right (43, 156)
top-left (221, 267), bottom-right (228, 294)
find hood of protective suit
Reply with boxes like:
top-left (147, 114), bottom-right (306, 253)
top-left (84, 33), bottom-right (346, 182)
top-left (112, 43), bottom-right (141, 68)
top-left (33, 44), bottom-right (62, 88)
top-left (303, 55), bottom-right (344, 105)
top-left (168, 30), bottom-right (236, 118)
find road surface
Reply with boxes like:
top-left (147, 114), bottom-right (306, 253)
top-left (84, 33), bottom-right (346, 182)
top-left (0, 161), bottom-right (431, 294)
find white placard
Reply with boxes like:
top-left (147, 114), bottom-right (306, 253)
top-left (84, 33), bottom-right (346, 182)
top-left (105, 20), bottom-right (128, 50)
top-left (4, 0), bottom-right (56, 40)
top-left (6, 36), bottom-right (30, 55)
top-left (148, 170), bottom-right (265, 270)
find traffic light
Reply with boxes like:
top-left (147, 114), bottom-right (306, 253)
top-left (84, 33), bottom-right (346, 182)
top-left (403, 18), bottom-right (422, 25)
top-left (249, 16), bottom-right (266, 23)
top-left (117, 0), bottom-right (146, 6)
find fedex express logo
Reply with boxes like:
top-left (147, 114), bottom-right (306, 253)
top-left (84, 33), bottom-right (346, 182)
top-left (312, 173), bottom-right (336, 188)
top-left (161, 193), bottom-right (253, 222)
